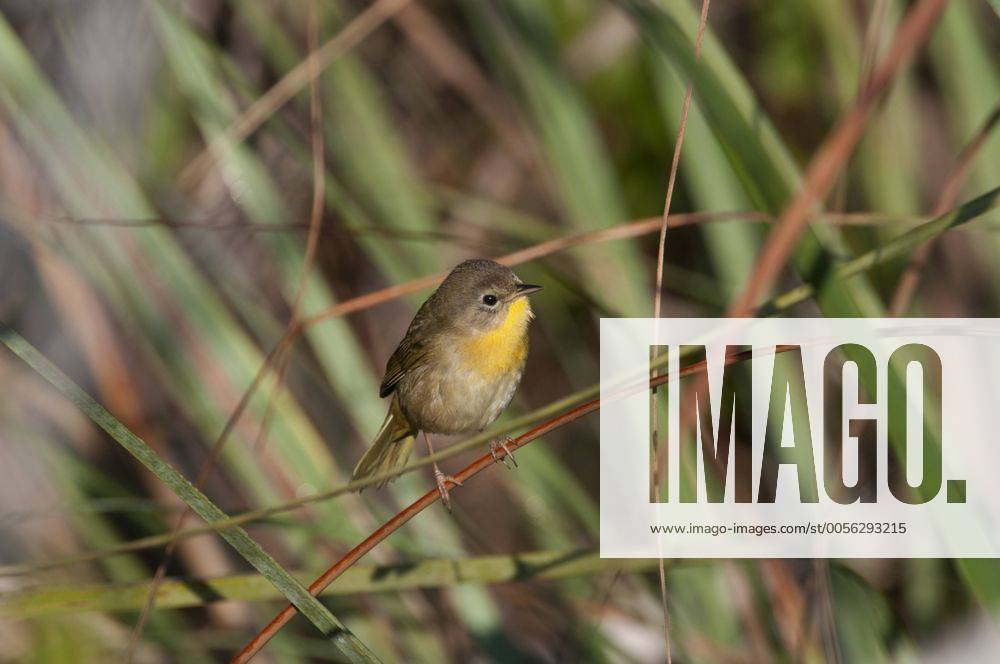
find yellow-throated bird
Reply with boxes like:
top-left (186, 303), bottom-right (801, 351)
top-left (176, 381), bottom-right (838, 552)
top-left (352, 259), bottom-right (540, 509)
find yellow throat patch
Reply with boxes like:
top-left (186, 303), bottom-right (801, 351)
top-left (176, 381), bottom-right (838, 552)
top-left (460, 297), bottom-right (532, 378)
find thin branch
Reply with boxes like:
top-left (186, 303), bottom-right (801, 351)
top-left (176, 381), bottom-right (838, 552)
top-left (299, 210), bottom-right (935, 331)
top-left (297, 0), bottom-right (328, 320)
top-left (2, 194), bottom-right (995, 579)
top-left (232, 346), bottom-right (768, 662)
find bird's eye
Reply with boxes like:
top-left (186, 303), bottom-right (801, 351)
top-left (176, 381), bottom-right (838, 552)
top-left (482, 294), bottom-right (498, 306)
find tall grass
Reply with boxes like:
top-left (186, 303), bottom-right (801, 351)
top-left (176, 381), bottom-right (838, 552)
top-left (0, 0), bottom-right (998, 662)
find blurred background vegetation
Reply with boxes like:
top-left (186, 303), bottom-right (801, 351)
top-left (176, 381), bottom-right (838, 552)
top-left (0, 0), bottom-right (998, 661)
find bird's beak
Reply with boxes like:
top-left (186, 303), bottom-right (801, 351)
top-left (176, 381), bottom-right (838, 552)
top-left (514, 283), bottom-right (542, 298)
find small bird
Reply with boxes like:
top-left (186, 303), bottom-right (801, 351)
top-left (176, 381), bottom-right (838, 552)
top-left (352, 259), bottom-right (541, 509)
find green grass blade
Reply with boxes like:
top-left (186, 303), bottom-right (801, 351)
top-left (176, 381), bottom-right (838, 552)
top-left (926, 0), bottom-right (1000, 291)
top-left (621, 0), bottom-right (886, 317)
top-left (5, 189), bottom-right (998, 581)
top-left (461, 0), bottom-right (650, 317)
top-left (758, 187), bottom-right (1000, 315)
top-left (0, 551), bottom-right (682, 618)
top-left (0, 9), bottom-right (328, 525)
top-left (649, 53), bottom-right (759, 295)
top-left (620, 0), bottom-right (801, 211)
top-left (0, 322), bottom-right (378, 663)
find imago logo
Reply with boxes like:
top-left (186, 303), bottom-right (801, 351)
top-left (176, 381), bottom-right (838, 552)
top-left (663, 343), bottom-right (963, 507)
top-left (599, 319), bottom-right (1000, 558)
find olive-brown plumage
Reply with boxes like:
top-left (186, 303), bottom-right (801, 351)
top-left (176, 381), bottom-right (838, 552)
top-left (352, 259), bottom-right (541, 508)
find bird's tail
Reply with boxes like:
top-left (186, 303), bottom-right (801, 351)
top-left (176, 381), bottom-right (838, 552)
top-left (352, 397), bottom-right (415, 488)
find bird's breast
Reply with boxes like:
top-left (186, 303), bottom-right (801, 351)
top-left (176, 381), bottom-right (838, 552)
top-left (395, 299), bottom-right (532, 434)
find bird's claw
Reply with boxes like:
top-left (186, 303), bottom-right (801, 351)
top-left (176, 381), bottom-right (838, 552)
top-left (433, 466), bottom-right (463, 512)
top-left (490, 438), bottom-right (518, 470)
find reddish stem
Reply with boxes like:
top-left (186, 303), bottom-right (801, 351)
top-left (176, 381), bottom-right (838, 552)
top-left (232, 348), bottom-right (776, 661)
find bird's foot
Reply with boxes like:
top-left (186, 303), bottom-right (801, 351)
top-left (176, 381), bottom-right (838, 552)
top-left (490, 437), bottom-right (518, 470)
top-left (433, 465), bottom-right (463, 512)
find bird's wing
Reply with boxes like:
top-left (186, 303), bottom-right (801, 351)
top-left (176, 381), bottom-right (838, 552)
top-left (379, 329), bottom-right (429, 398)
top-left (380, 291), bottom-right (443, 398)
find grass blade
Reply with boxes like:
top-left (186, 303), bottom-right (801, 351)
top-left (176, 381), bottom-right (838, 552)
top-left (0, 322), bottom-right (378, 663)
top-left (758, 187), bottom-right (1000, 315)
top-left (1, 551), bottom-right (682, 617)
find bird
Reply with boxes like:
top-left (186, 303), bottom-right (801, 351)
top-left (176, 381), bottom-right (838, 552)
top-left (352, 259), bottom-right (541, 510)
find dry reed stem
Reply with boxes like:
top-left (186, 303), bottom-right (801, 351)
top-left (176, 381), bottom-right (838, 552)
top-left (788, 4), bottom-right (888, 657)
top-left (129, 5), bottom-right (331, 655)
top-left (34, 242), bottom-right (250, 658)
top-left (232, 346), bottom-right (791, 661)
top-left (665, 0), bottom-right (950, 505)
top-left (59, 195), bottom-right (960, 643)
top-left (1, 208), bottom-right (948, 581)
top-left (649, 1), bottom-right (711, 661)
top-left (296, 211), bottom-right (933, 331)
top-left (729, 0), bottom-right (949, 316)
top-left (652, 4), bottom-right (947, 658)
top-left (299, 212), bottom-right (762, 329)
top-left (889, 104), bottom-right (1000, 315)
top-left (55, 210), bottom-right (928, 233)
top-left (142, 208), bottom-right (927, 575)
top-left (251, 0), bottom-right (330, 457)
top-left (177, 0), bottom-right (411, 189)
top-left (51, 211), bottom-right (767, 586)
